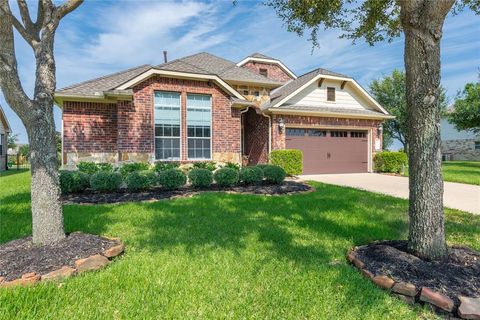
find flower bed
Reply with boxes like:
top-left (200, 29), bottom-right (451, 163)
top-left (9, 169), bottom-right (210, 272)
top-left (347, 240), bottom-right (480, 319)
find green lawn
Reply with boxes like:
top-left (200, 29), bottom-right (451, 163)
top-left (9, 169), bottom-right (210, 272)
top-left (404, 161), bottom-right (480, 185)
top-left (441, 161), bottom-right (480, 185)
top-left (0, 171), bottom-right (478, 319)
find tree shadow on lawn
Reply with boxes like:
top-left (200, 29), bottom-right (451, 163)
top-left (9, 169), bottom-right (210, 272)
top-left (0, 169), bottom-right (29, 177)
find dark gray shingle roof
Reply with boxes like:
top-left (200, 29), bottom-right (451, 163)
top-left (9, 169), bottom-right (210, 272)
top-left (57, 64), bottom-right (152, 96)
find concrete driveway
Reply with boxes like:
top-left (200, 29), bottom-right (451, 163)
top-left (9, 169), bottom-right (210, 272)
top-left (301, 173), bottom-right (480, 215)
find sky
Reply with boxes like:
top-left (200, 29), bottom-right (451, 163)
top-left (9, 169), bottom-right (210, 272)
top-left (1, 0), bottom-right (479, 146)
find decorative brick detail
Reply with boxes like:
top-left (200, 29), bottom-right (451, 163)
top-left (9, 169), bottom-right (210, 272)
top-left (243, 108), bottom-right (269, 165)
top-left (241, 61), bottom-right (293, 83)
top-left (271, 114), bottom-right (382, 154)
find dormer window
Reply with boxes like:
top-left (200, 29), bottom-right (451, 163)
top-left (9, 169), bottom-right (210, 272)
top-left (259, 68), bottom-right (268, 77)
top-left (327, 87), bottom-right (335, 102)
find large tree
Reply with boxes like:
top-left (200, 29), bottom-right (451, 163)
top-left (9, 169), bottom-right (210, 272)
top-left (0, 0), bottom-right (83, 245)
top-left (268, 0), bottom-right (479, 260)
top-left (369, 70), bottom-right (448, 152)
top-left (448, 81), bottom-right (480, 133)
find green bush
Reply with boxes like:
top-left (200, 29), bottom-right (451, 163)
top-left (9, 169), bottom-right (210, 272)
top-left (119, 162), bottom-right (150, 178)
top-left (256, 164), bottom-right (271, 171)
top-left (188, 168), bottom-right (213, 188)
top-left (192, 161), bottom-right (217, 171)
top-left (77, 161), bottom-right (99, 175)
top-left (125, 170), bottom-right (156, 191)
top-left (213, 167), bottom-right (239, 187)
top-left (374, 152), bottom-right (408, 173)
top-left (59, 170), bottom-right (90, 194)
top-left (154, 161), bottom-right (180, 172)
top-left (97, 163), bottom-right (114, 172)
top-left (90, 171), bottom-right (123, 192)
top-left (239, 166), bottom-right (264, 185)
top-left (269, 149), bottom-right (303, 176)
top-left (158, 169), bottom-right (186, 190)
top-left (263, 165), bottom-right (286, 184)
top-left (223, 162), bottom-right (241, 171)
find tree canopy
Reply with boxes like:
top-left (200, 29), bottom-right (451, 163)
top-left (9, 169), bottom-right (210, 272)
top-left (448, 81), bottom-right (480, 133)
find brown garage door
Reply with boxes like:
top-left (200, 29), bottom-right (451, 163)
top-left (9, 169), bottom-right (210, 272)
top-left (285, 128), bottom-right (368, 174)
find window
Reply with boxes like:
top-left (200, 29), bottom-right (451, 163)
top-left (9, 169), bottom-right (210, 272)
top-left (351, 131), bottom-right (366, 138)
top-left (307, 129), bottom-right (327, 137)
top-left (0, 134), bottom-right (4, 156)
top-left (475, 141), bottom-right (480, 150)
top-left (187, 94), bottom-right (212, 159)
top-left (154, 91), bottom-right (181, 160)
top-left (327, 87), bottom-right (335, 102)
top-left (254, 91), bottom-right (260, 97)
top-left (259, 68), bottom-right (268, 77)
top-left (331, 131), bottom-right (348, 138)
top-left (243, 89), bottom-right (249, 96)
top-left (286, 128), bottom-right (305, 136)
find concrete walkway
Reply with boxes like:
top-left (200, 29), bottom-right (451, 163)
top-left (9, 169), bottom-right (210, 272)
top-left (301, 173), bottom-right (480, 215)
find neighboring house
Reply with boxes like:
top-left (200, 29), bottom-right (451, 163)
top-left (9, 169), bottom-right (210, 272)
top-left (441, 118), bottom-right (480, 161)
top-left (0, 105), bottom-right (11, 171)
top-left (55, 52), bottom-right (392, 174)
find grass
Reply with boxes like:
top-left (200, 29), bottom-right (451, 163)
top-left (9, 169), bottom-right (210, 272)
top-left (403, 161), bottom-right (480, 185)
top-left (441, 161), bottom-right (480, 185)
top-left (0, 171), bottom-right (479, 319)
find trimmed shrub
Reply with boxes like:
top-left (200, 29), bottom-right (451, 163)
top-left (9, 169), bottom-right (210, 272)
top-left (374, 151), bottom-right (408, 173)
top-left (239, 166), bottom-right (264, 185)
top-left (223, 162), bottom-right (241, 171)
top-left (90, 171), bottom-right (123, 192)
top-left (126, 170), bottom-right (156, 191)
top-left (158, 169), bottom-right (186, 190)
top-left (263, 165), bottom-right (286, 184)
top-left (188, 168), bottom-right (213, 188)
top-left (77, 161), bottom-right (99, 175)
top-left (119, 162), bottom-right (150, 178)
top-left (192, 161), bottom-right (217, 171)
top-left (269, 149), bottom-right (303, 176)
top-left (214, 167), bottom-right (239, 187)
top-left (97, 163), bottom-right (114, 172)
top-left (154, 161), bottom-right (180, 172)
top-left (59, 170), bottom-right (90, 194)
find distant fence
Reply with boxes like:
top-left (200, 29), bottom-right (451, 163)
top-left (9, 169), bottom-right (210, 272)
top-left (7, 153), bottom-right (31, 170)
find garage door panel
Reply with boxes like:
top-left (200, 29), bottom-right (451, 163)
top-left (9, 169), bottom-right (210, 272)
top-left (286, 130), bottom-right (368, 174)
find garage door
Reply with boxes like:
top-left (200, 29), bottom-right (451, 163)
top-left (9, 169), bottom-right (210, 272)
top-left (285, 128), bottom-right (369, 174)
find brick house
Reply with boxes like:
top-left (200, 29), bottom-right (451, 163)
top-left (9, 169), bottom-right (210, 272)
top-left (0, 105), bottom-right (11, 171)
top-left (56, 52), bottom-right (392, 174)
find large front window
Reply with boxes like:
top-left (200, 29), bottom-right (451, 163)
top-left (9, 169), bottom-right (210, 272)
top-left (154, 91), bottom-right (181, 160)
top-left (187, 94), bottom-right (211, 160)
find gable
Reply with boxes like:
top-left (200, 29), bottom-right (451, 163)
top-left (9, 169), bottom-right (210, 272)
top-left (286, 79), bottom-right (376, 111)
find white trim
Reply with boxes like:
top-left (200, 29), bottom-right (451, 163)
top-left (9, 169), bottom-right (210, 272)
top-left (116, 68), bottom-right (245, 100)
top-left (237, 57), bottom-right (297, 79)
top-left (0, 106), bottom-right (11, 132)
top-left (268, 74), bottom-right (390, 115)
top-left (268, 108), bottom-right (394, 120)
top-left (153, 90), bottom-right (182, 161)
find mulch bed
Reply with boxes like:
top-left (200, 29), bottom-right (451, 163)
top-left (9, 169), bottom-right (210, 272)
top-left (62, 180), bottom-right (313, 205)
top-left (0, 232), bottom-right (118, 281)
top-left (354, 240), bottom-right (480, 304)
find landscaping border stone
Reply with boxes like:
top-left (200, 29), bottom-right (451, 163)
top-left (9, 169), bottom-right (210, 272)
top-left (0, 237), bottom-right (125, 289)
top-left (346, 246), bottom-right (480, 319)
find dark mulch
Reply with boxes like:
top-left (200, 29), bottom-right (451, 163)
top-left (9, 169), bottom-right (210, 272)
top-left (355, 240), bottom-right (480, 304)
top-left (0, 232), bottom-right (119, 281)
top-left (62, 180), bottom-right (313, 205)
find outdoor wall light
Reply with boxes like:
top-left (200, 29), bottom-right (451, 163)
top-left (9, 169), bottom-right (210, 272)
top-left (278, 118), bottom-right (285, 133)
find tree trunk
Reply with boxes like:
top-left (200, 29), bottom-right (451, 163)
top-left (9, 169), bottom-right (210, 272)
top-left (401, 1), bottom-right (453, 260)
top-left (27, 102), bottom-right (65, 244)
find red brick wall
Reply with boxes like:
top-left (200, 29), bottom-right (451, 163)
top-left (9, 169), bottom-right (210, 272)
top-left (243, 108), bottom-right (269, 165)
top-left (271, 115), bottom-right (382, 153)
top-left (132, 76), bottom-right (241, 160)
top-left (63, 101), bottom-right (118, 153)
top-left (241, 61), bottom-right (293, 83)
